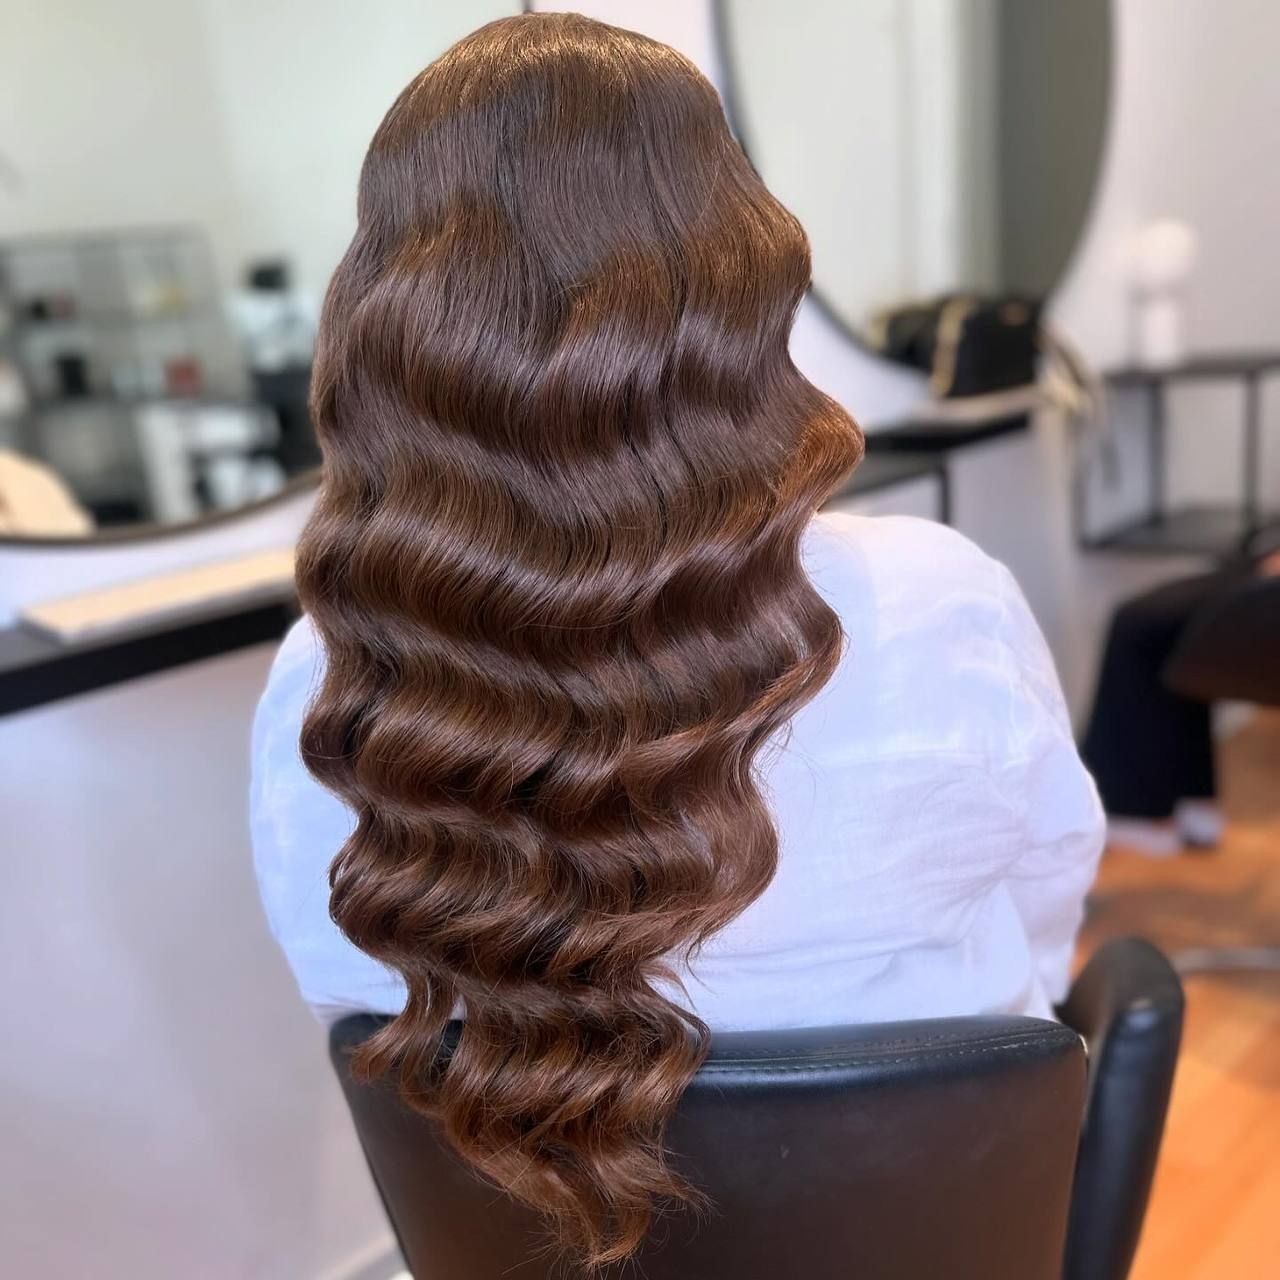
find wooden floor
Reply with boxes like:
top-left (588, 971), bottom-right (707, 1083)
top-left (1077, 711), bottom-right (1280, 1279)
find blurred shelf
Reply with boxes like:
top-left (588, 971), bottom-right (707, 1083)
top-left (1088, 504), bottom-right (1278, 557)
top-left (2, 227), bottom-right (239, 432)
top-left (834, 451), bottom-right (944, 496)
top-left (15, 305), bottom-right (218, 327)
top-left (864, 413), bottom-right (1030, 453)
top-left (28, 391), bottom-right (253, 412)
top-left (1087, 354), bottom-right (1280, 557)
top-left (1105, 351), bottom-right (1280, 387)
top-left (0, 225), bottom-right (203, 252)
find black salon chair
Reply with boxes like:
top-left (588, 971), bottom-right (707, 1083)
top-left (330, 937), bottom-right (1181, 1280)
top-left (1163, 571), bottom-right (1280, 708)
top-left (1162, 569), bottom-right (1280, 975)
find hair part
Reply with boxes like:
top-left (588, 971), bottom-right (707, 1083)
top-left (297, 12), bottom-right (861, 1267)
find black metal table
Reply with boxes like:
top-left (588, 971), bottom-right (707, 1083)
top-left (1094, 351), bottom-right (1280, 557)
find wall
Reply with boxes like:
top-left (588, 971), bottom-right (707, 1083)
top-left (1, 644), bottom-right (394, 1280)
top-left (0, 0), bottom-right (240, 274)
top-left (194, 0), bottom-right (518, 296)
top-left (1055, 0), bottom-right (1280, 363)
top-left (1055, 0), bottom-right (1280, 521)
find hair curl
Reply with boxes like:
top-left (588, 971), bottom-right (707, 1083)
top-left (297, 13), bottom-right (862, 1268)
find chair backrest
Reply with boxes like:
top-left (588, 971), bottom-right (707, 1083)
top-left (1164, 573), bottom-right (1280, 705)
top-left (1059, 937), bottom-right (1184, 1280)
top-left (331, 1014), bottom-right (1086, 1280)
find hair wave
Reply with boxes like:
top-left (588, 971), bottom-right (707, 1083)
top-left (297, 13), bottom-right (862, 1267)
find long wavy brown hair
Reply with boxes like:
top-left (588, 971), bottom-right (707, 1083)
top-left (297, 11), bottom-right (861, 1268)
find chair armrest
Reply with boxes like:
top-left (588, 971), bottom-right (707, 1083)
top-left (1057, 937), bottom-right (1184, 1280)
top-left (1242, 517), bottom-right (1280, 561)
top-left (1163, 574), bottom-right (1280, 705)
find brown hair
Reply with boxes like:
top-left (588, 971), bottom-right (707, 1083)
top-left (297, 12), bottom-right (861, 1268)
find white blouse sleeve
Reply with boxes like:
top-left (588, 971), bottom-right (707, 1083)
top-left (250, 618), bottom-right (408, 1023)
top-left (988, 564), bottom-right (1106, 1005)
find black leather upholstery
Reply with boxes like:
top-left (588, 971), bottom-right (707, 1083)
top-left (330, 937), bottom-right (1180, 1279)
top-left (1058, 938), bottom-right (1185, 1280)
top-left (1163, 574), bottom-right (1280, 705)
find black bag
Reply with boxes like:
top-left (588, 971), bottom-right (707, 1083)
top-left (867, 295), bottom-right (1043, 399)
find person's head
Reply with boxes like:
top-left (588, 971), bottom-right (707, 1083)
top-left (298, 12), bottom-right (861, 1267)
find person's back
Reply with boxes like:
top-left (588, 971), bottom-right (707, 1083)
top-left (255, 511), bottom-right (1100, 1029)
top-left (248, 13), bottom-right (1101, 1268)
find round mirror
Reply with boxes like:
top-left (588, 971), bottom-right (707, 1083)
top-left (716, 0), bottom-right (1112, 340)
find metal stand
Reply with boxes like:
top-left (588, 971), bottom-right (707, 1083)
top-left (1083, 352), bottom-right (1280, 557)
top-left (1173, 946), bottom-right (1280, 977)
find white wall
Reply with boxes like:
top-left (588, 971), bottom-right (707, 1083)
top-left (195, 0), bottom-right (518, 296)
top-left (1055, 0), bottom-right (1280, 520)
top-left (1, 645), bottom-right (393, 1280)
top-left (0, 0), bottom-right (240, 272)
top-left (1055, 0), bottom-right (1280, 363)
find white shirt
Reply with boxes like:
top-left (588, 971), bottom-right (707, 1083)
top-left (251, 513), bottom-right (1103, 1028)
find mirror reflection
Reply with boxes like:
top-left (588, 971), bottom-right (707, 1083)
top-left (0, 231), bottom-right (317, 536)
top-left (718, 0), bottom-right (1111, 337)
top-left (0, 6), bottom-right (467, 540)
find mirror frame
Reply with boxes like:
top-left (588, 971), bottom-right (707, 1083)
top-left (710, 0), bottom-right (879, 355)
top-left (0, 468), bottom-right (320, 548)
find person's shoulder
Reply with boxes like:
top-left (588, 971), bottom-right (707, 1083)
top-left (802, 511), bottom-right (1071, 753)
top-left (278, 611), bottom-right (320, 661)
top-left (804, 511), bottom-right (1004, 614)
top-left (253, 615), bottom-right (322, 740)
top-left (267, 614), bottom-right (322, 685)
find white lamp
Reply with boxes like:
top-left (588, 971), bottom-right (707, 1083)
top-left (1126, 219), bottom-right (1198, 368)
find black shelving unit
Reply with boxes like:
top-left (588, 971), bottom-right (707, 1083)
top-left (1087, 351), bottom-right (1280, 558)
top-left (864, 413), bottom-right (1030, 454)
